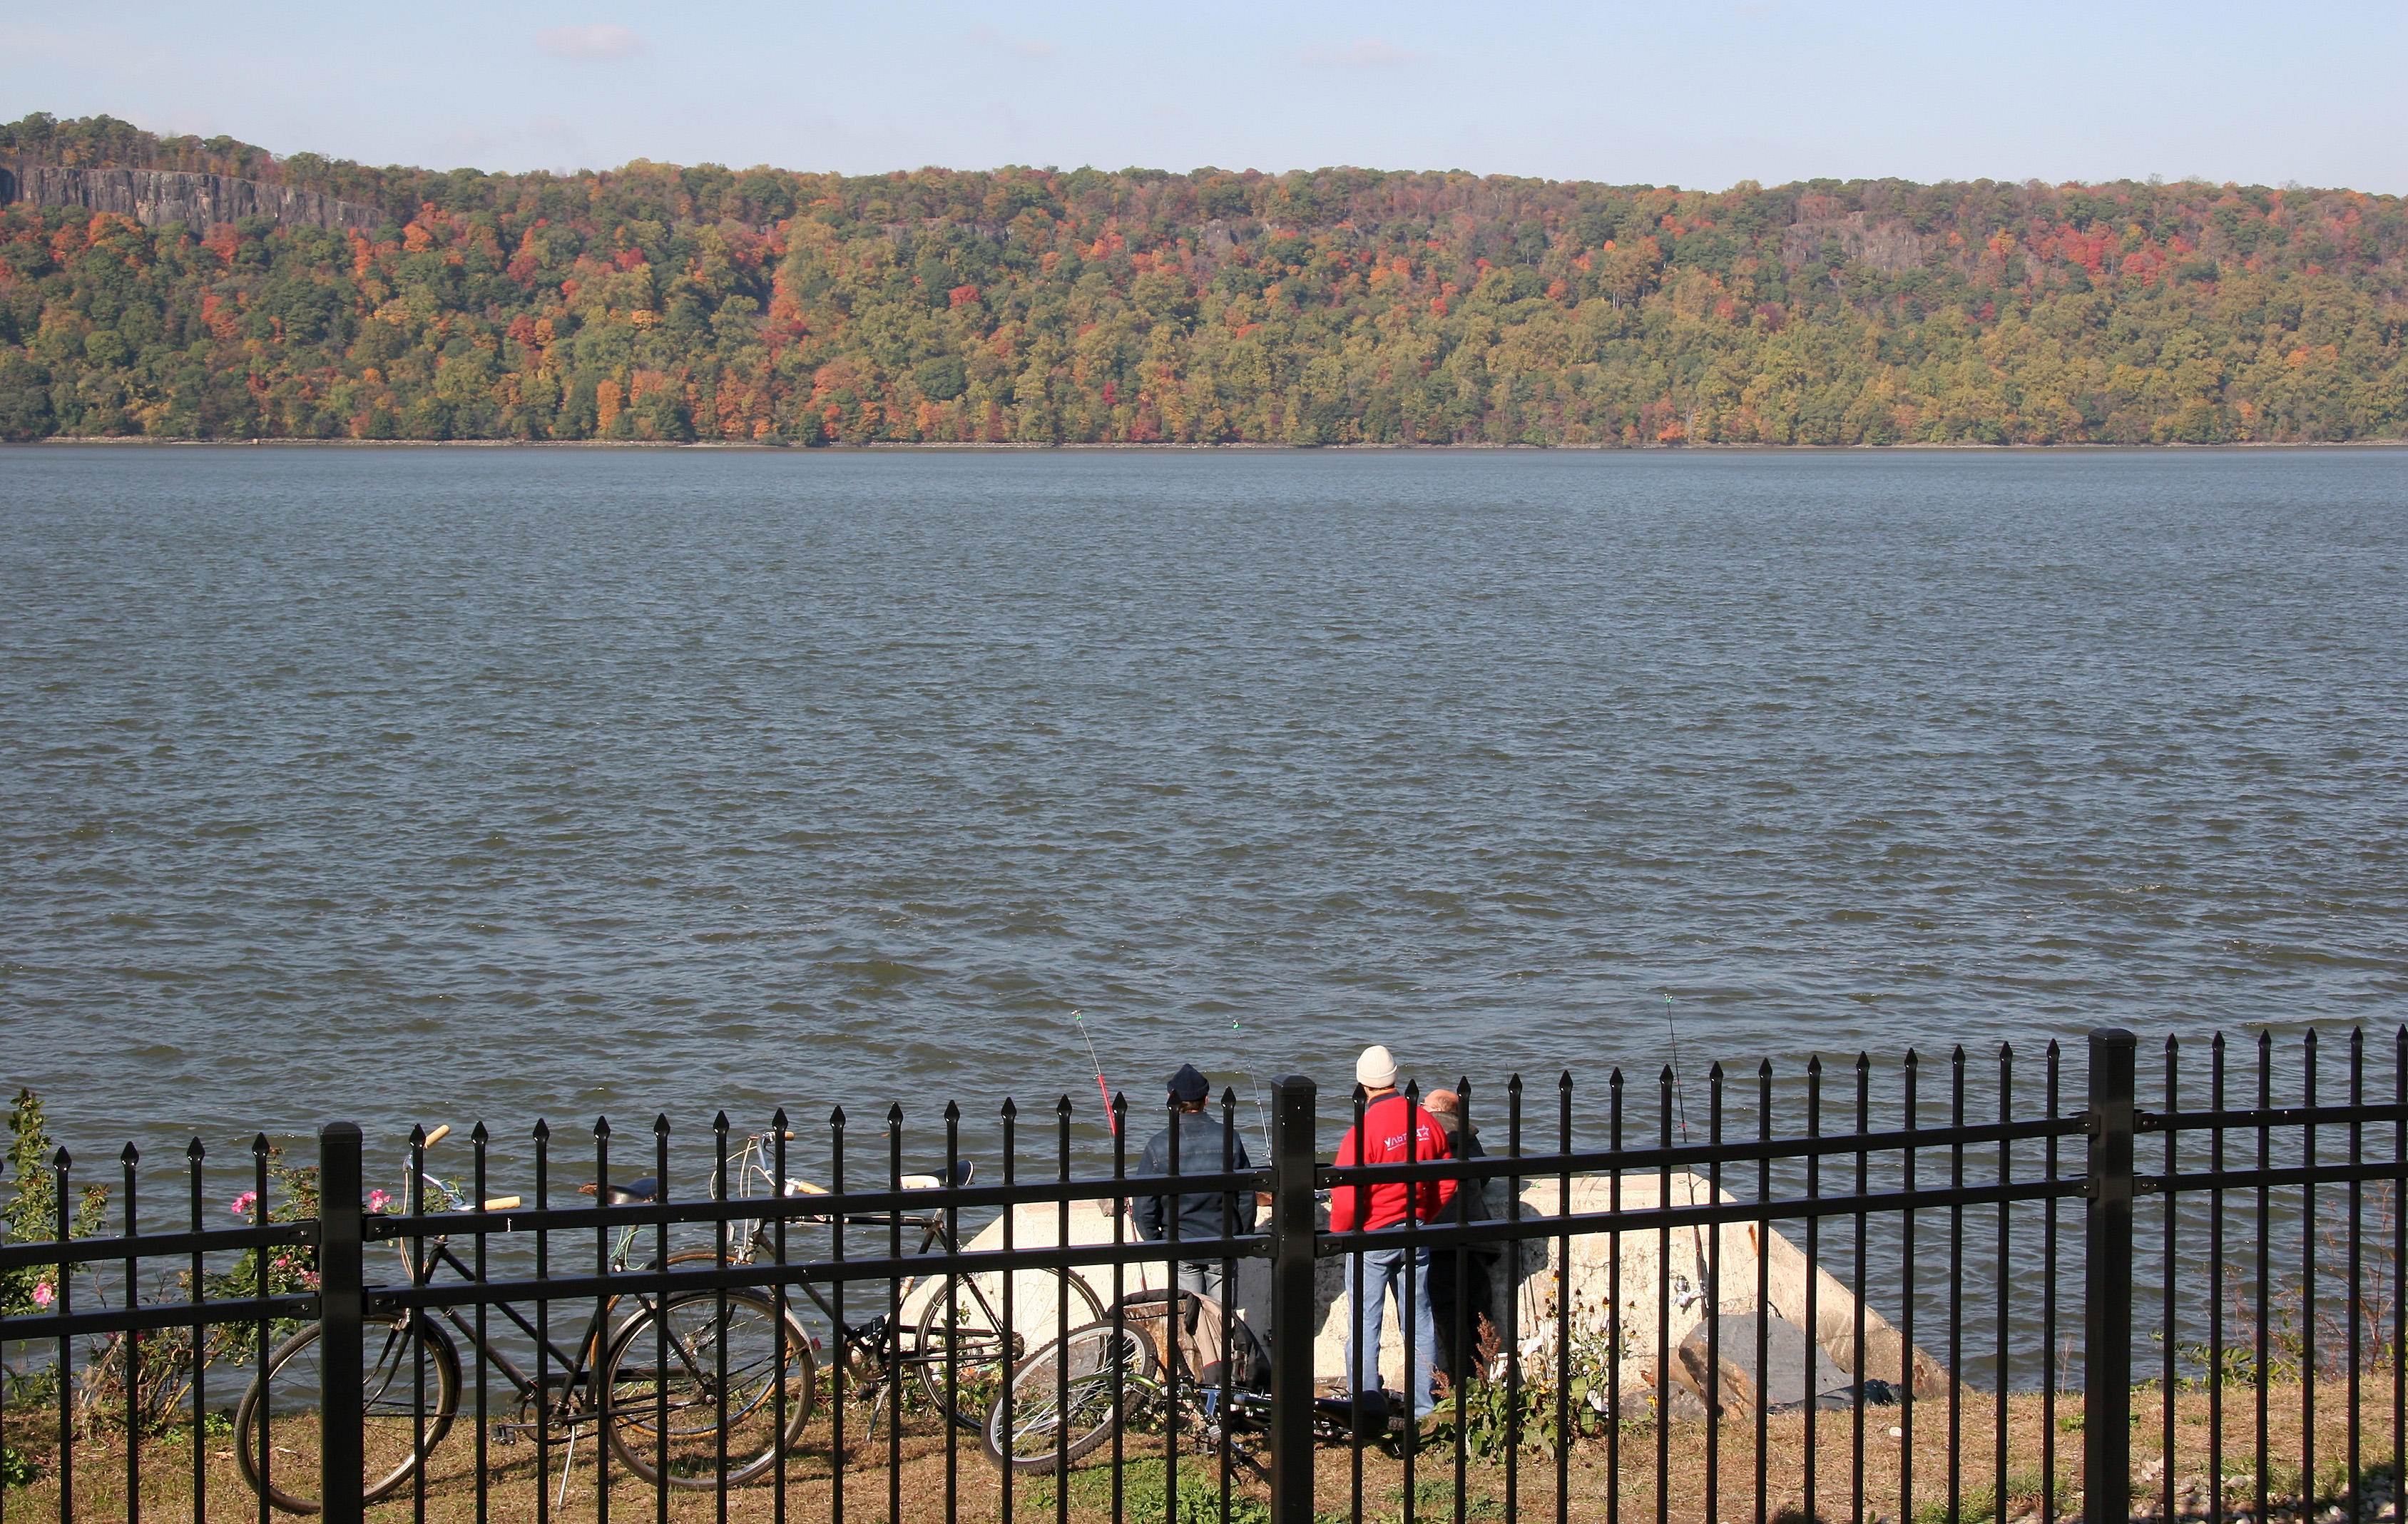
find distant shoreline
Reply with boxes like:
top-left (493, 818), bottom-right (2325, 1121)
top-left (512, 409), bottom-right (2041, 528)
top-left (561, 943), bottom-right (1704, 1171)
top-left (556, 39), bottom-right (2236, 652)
top-left (18, 436), bottom-right (2408, 453)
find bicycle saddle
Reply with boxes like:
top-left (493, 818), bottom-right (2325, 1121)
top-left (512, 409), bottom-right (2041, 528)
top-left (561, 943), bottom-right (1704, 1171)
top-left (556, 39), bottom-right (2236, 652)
top-left (604, 1176), bottom-right (660, 1206)
top-left (899, 1162), bottom-right (974, 1190)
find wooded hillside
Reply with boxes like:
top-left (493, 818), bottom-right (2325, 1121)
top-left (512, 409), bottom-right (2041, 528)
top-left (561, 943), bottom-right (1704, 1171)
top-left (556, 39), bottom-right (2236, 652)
top-left (4, 113), bottom-right (2403, 446)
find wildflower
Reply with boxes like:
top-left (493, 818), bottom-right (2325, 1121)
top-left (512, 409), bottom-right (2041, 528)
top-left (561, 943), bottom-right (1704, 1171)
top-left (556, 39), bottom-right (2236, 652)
top-left (32, 1282), bottom-right (55, 1308)
top-left (367, 1190), bottom-right (392, 1214)
top-left (228, 1190), bottom-right (258, 1217)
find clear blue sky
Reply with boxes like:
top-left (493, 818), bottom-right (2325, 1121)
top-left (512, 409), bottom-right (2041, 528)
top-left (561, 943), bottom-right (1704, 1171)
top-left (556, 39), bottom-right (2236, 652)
top-left (11, 0), bottom-right (2405, 192)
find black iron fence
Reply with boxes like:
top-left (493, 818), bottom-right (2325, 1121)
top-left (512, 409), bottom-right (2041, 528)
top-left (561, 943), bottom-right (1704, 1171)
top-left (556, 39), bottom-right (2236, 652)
top-left (0, 1025), bottom-right (2400, 1524)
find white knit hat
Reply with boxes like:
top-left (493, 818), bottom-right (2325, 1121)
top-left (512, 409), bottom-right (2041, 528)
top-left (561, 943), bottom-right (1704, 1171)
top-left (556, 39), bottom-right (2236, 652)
top-left (1355, 1045), bottom-right (1399, 1089)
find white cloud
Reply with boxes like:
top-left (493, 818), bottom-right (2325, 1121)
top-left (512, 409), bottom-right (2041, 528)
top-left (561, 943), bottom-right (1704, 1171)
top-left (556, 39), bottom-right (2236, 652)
top-left (1293, 36), bottom-right (1425, 68)
top-left (536, 24), bottom-right (648, 62)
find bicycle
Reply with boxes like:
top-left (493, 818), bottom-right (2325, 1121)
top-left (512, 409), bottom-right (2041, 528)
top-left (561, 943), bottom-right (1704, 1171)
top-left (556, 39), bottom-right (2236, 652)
top-left (233, 1125), bottom-right (1105, 1510)
top-left (700, 1128), bottom-right (1107, 1435)
top-left (233, 1125), bottom-right (815, 1513)
top-left (980, 1288), bottom-right (1362, 1475)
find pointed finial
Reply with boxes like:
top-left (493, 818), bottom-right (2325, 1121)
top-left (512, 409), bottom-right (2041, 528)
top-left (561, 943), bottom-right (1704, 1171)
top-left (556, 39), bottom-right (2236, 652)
top-left (887, 1102), bottom-right (904, 1127)
top-left (410, 1124), bottom-right (427, 1147)
top-left (830, 1105), bottom-right (847, 1128)
top-left (252, 1132), bottom-right (271, 1157)
top-left (121, 1141), bottom-right (140, 1166)
top-left (1000, 1097), bottom-right (1018, 1120)
top-left (653, 1113), bottom-right (671, 1137)
top-left (944, 1099), bottom-right (961, 1122)
top-left (53, 1145), bottom-right (71, 1169)
top-left (1056, 1095), bottom-right (1073, 1117)
top-left (713, 1110), bottom-right (730, 1132)
top-left (532, 1118), bottom-right (551, 1141)
top-left (594, 1115), bottom-right (612, 1140)
top-left (471, 1121), bottom-right (489, 1144)
top-left (771, 1107), bottom-right (789, 1132)
top-left (186, 1137), bottom-right (206, 1162)
top-left (1758, 1058), bottom-right (1772, 1078)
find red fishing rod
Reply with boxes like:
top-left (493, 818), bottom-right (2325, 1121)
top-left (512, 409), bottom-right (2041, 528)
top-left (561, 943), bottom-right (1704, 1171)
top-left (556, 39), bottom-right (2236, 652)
top-left (1072, 1008), bottom-right (1118, 1134)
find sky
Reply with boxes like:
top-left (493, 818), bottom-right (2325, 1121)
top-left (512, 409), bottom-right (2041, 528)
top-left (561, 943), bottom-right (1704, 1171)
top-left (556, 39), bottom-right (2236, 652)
top-left (8, 0), bottom-right (2406, 193)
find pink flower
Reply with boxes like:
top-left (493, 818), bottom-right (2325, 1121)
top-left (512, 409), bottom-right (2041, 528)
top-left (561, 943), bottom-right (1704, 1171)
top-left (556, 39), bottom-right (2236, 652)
top-left (367, 1190), bottom-right (392, 1214)
top-left (228, 1191), bottom-right (258, 1218)
top-left (32, 1282), bottom-right (54, 1308)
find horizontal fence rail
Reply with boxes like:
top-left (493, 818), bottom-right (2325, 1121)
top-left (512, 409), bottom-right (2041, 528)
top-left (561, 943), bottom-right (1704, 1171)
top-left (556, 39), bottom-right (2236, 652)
top-left (0, 1026), bottom-right (2399, 1524)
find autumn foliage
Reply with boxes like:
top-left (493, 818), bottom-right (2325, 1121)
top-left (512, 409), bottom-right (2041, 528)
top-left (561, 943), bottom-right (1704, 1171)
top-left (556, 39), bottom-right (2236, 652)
top-left (1, 113), bottom-right (2404, 446)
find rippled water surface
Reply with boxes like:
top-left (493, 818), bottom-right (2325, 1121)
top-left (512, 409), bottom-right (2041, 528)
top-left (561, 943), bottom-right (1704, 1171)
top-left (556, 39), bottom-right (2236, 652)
top-left (5, 446), bottom-right (2404, 1166)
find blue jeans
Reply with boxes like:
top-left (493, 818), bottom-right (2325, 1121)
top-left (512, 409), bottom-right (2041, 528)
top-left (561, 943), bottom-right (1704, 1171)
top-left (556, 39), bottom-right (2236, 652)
top-left (1345, 1245), bottom-right (1436, 1418)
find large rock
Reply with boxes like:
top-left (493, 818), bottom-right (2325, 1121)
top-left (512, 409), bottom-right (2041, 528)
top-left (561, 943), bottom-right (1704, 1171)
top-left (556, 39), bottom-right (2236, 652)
top-left (937, 1172), bottom-right (1947, 1402)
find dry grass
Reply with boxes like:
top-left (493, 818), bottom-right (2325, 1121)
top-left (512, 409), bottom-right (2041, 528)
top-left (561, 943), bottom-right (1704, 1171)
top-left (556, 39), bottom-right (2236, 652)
top-left (4, 1380), bottom-right (2400, 1524)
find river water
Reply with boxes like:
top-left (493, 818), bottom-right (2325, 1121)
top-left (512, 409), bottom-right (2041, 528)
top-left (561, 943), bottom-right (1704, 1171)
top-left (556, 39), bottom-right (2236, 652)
top-left (4, 445), bottom-right (2404, 1181)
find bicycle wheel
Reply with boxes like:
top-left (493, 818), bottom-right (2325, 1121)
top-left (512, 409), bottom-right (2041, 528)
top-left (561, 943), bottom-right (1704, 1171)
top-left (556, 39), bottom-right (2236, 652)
top-left (600, 1287), bottom-right (817, 1488)
top-left (914, 1267), bottom-right (1105, 1430)
top-left (979, 1315), bottom-right (1155, 1473)
top-left (232, 1315), bottom-right (461, 1514)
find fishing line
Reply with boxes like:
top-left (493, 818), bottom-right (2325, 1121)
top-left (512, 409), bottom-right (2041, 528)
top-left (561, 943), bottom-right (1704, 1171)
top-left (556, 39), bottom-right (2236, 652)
top-left (1662, 988), bottom-right (1693, 1140)
top-left (1228, 1012), bottom-right (1272, 1158)
top-left (1071, 1008), bottom-right (1118, 1135)
top-left (1660, 988), bottom-right (1713, 1320)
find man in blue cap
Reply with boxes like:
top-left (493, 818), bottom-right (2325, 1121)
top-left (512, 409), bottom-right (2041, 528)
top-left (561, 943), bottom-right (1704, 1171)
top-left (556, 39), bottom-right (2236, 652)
top-left (1132, 1063), bottom-right (1256, 1304)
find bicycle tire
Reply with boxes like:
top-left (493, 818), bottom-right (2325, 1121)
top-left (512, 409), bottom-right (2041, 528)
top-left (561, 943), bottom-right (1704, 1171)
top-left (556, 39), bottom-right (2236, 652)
top-left (914, 1267), bottom-right (1106, 1431)
top-left (979, 1314), bottom-right (1156, 1473)
top-left (599, 1286), bottom-right (817, 1488)
top-left (232, 1315), bottom-right (461, 1515)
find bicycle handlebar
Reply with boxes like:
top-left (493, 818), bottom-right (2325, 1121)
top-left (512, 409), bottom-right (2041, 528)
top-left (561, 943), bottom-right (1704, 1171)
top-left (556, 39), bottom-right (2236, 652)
top-left (422, 1124), bottom-right (452, 1149)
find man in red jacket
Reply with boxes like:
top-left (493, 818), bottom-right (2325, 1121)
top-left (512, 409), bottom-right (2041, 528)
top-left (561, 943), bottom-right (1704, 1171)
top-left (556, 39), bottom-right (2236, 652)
top-left (1330, 1044), bottom-right (1455, 1421)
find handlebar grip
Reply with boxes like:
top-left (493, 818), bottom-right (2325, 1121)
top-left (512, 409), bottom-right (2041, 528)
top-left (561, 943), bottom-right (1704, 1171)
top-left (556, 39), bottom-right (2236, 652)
top-left (422, 1125), bottom-right (452, 1149)
top-left (481, 1196), bottom-right (522, 1212)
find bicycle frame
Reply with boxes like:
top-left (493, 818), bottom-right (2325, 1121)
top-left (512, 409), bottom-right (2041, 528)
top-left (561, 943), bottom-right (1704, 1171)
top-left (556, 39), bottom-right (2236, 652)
top-left (387, 1164), bottom-right (659, 1437)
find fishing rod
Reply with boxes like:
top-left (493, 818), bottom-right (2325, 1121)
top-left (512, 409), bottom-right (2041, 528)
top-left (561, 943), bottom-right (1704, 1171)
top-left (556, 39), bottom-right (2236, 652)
top-left (1071, 1008), bottom-right (1118, 1135)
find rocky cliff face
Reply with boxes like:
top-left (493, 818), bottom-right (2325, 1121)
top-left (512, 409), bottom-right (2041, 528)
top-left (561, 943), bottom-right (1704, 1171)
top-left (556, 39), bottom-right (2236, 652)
top-left (0, 163), bottom-right (383, 232)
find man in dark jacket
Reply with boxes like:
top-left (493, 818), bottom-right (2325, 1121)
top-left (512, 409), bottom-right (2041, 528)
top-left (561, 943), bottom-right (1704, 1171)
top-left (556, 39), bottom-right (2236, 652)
top-left (1423, 1089), bottom-right (1494, 1384)
top-left (1133, 1064), bottom-right (1256, 1304)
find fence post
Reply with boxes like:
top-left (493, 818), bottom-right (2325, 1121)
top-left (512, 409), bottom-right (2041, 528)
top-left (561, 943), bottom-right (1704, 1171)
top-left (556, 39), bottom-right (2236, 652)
top-left (318, 1121), bottom-right (365, 1524)
top-left (2083, 1029), bottom-right (2136, 1524)
top-left (1268, 1075), bottom-right (1320, 1524)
